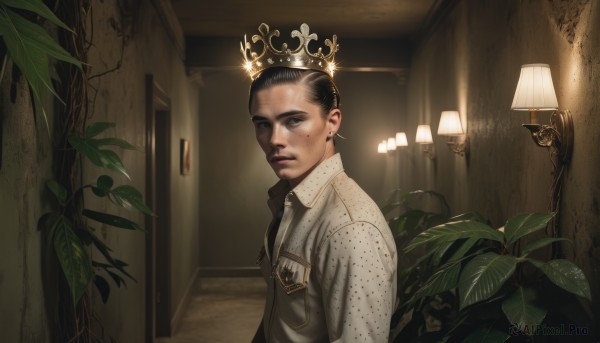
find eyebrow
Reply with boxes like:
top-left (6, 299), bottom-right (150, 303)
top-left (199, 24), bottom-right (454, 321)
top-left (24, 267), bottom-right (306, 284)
top-left (251, 110), bottom-right (307, 122)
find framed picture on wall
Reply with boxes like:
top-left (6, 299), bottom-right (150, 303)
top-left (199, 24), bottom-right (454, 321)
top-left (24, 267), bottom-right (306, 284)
top-left (180, 139), bottom-right (191, 175)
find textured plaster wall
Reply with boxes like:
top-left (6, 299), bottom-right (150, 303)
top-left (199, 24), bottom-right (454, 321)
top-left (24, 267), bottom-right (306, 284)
top-left (0, 67), bottom-right (54, 342)
top-left (85, 1), bottom-right (201, 340)
top-left (404, 0), bottom-right (600, 322)
top-left (0, 0), bottom-right (201, 341)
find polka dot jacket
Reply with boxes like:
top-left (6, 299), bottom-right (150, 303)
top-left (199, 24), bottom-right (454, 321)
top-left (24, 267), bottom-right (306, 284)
top-left (257, 153), bottom-right (398, 342)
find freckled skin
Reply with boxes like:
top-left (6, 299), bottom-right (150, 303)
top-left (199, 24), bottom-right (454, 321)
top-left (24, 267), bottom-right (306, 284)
top-left (250, 83), bottom-right (341, 188)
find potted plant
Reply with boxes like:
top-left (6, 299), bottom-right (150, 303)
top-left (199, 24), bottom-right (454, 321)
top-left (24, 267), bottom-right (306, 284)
top-left (394, 212), bottom-right (594, 342)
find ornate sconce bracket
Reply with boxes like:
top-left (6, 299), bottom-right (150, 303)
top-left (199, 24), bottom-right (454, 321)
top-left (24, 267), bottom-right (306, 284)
top-left (446, 135), bottom-right (470, 158)
top-left (422, 145), bottom-right (436, 160)
top-left (522, 109), bottom-right (573, 164)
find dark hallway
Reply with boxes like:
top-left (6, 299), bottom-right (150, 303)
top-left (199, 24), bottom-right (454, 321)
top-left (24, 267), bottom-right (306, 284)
top-left (1, 0), bottom-right (600, 342)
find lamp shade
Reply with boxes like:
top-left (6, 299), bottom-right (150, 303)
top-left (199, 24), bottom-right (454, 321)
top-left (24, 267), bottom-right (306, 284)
top-left (377, 141), bottom-right (388, 153)
top-left (437, 111), bottom-right (463, 135)
top-left (395, 132), bottom-right (408, 147)
top-left (415, 125), bottom-right (433, 144)
top-left (511, 64), bottom-right (558, 110)
top-left (387, 137), bottom-right (396, 151)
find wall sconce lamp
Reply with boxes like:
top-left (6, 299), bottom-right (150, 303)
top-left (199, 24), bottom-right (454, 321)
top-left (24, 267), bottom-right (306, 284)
top-left (378, 133), bottom-right (408, 154)
top-left (511, 64), bottom-right (573, 164)
top-left (377, 140), bottom-right (388, 154)
top-left (395, 132), bottom-right (408, 148)
top-left (511, 63), bottom-right (574, 256)
top-left (437, 110), bottom-right (470, 157)
top-left (386, 137), bottom-right (397, 152)
top-left (415, 124), bottom-right (435, 159)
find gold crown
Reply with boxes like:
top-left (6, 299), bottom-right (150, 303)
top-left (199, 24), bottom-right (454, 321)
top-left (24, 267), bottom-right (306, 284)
top-left (240, 23), bottom-right (339, 80)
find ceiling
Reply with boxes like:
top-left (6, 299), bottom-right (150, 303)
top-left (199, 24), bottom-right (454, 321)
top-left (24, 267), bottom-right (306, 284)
top-left (171, 0), bottom-right (442, 40)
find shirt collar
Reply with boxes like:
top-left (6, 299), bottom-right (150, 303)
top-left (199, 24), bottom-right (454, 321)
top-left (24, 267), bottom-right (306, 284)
top-left (267, 153), bottom-right (344, 210)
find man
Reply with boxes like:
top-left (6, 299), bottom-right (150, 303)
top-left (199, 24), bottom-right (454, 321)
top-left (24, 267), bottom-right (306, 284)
top-left (242, 23), bottom-right (397, 342)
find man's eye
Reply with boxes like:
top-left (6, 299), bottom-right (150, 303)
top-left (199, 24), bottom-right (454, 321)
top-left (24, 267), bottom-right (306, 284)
top-left (287, 118), bottom-right (302, 126)
top-left (254, 122), bottom-right (270, 129)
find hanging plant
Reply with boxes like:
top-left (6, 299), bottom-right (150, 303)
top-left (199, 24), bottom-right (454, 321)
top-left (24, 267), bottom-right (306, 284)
top-left (0, 0), bottom-right (82, 129)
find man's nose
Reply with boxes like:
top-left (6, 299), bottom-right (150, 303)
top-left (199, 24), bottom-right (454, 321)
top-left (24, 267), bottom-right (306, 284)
top-left (269, 125), bottom-right (286, 147)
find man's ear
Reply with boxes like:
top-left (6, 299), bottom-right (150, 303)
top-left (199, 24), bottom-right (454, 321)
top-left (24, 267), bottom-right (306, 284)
top-left (327, 108), bottom-right (342, 136)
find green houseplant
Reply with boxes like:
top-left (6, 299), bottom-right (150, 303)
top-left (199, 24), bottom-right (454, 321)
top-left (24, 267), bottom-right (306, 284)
top-left (39, 122), bottom-right (152, 306)
top-left (395, 212), bottom-right (593, 342)
top-left (382, 190), bottom-right (486, 339)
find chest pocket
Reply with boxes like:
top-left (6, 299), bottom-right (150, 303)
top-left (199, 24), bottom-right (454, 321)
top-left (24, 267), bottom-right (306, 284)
top-left (273, 250), bottom-right (311, 329)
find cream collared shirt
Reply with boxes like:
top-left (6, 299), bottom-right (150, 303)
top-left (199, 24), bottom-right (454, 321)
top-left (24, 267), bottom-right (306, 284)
top-left (257, 153), bottom-right (397, 342)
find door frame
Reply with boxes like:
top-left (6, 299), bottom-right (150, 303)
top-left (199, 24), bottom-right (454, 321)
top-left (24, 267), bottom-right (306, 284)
top-left (145, 74), bottom-right (172, 341)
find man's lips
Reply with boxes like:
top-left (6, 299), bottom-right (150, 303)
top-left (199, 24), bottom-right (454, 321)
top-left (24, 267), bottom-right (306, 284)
top-left (269, 155), bottom-right (295, 164)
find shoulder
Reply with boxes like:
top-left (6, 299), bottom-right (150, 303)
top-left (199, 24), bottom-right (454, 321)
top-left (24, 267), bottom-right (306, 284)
top-left (316, 173), bottom-right (393, 248)
top-left (330, 172), bottom-right (385, 223)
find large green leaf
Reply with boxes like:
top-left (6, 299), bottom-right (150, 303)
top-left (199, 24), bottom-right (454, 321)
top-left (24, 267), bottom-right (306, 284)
top-left (462, 328), bottom-right (509, 343)
top-left (0, 0), bottom-right (71, 31)
top-left (90, 137), bottom-right (138, 150)
top-left (97, 175), bottom-right (114, 190)
top-left (449, 211), bottom-right (489, 223)
top-left (521, 237), bottom-right (569, 257)
top-left (432, 240), bottom-right (455, 265)
top-left (106, 269), bottom-right (127, 288)
top-left (38, 212), bottom-right (62, 233)
top-left (87, 228), bottom-right (136, 281)
top-left (459, 252), bottom-right (518, 309)
top-left (401, 190), bottom-right (450, 213)
top-left (85, 122), bottom-right (115, 139)
top-left (0, 6), bottom-right (80, 69)
top-left (0, 5), bottom-right (81, 128)
top-left (416, 260), bottom-right (461, 298)
top-left (82, 209), bottom-right (142, 230)
top-left (405, 220), bottom-right (504, 253)
top-left (67, 136), bottom-right (131, 179)
top-left (68, 136), bottom-right (104, 166)
top-left (99, 149), bottom-right (130, 180)
top-left (46, 179), bottom-right (67, 206)
top-left (529, 259), bottom-right (591, 300)
top-left (388, 216), bottom-right (404, 236)
top-left (109, 185), bottom-right (153, 215)
top-left (396, 209), bottom-right (428, 233)
top-left (51, 216), bottom-right (93, 305)
top-left (0, 8), bottom-right (50, 126)
top-left (504, 213), bottom-right (554, 246)
top-left (92, 175), bottom-right (113, 197)
top-left (447, 237), bottom-right (481, 262)
top-left (93, 275), bottom-right (110, 304)
top-left (501, 286), bottom-right (547, 330)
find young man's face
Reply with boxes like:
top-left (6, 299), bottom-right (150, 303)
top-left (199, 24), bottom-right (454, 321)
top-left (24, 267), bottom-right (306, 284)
top-left (250, 82), bottom-right (340, 188)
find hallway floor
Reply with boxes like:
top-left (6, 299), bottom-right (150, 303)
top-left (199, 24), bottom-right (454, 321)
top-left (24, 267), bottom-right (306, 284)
top-left (157, 277), bottom-right (266, 343)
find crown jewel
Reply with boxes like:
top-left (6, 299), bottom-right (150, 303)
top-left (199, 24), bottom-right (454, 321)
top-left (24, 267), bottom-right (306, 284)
top-left (240, 23), bottom-right (339, 80)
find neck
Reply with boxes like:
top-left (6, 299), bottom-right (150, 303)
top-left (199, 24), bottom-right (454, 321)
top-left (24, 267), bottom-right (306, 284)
top-left (288, 146), bottom-right (336, 189)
